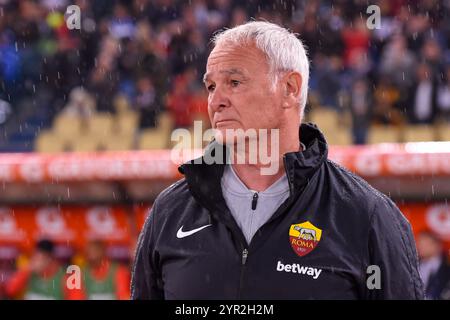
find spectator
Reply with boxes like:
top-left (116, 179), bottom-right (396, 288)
top-left (379, 34), bottom-right (416, 93)
top-left (341, 17), bottom-right (370, 68)
top-left (0, 247), bottom-right (18, 300)
top-left (372, 76), bottom-right (401, 125)
top-left (188, 87), bottom-right (209, 131)
top-left (87, 37), bottom-right (121, 114)
top-left (406, 63), bottom-right (439, 124)
top-left (5, 239), bottom-right (70, 300)
top-left (315, 54), bottom-right (343, 110)
top-left (61, 86), bottom-right (96, 119)
top-left (437, 65), bottom-right (450, 122)
top-left (349, 77), bottom-right (372, 144)
top-left (166, 69), bottom-right (198, 128)
top-left (109, 3), bottom-right (136, 40)
top-left (135, 76), bottom-right (160, 129)
top-left (78, 240), bottom-right (130, 300)
top-left (417, 231), bottom-right (450, 300)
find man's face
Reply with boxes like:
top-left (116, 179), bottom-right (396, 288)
top-left (86, 242), bottom-right (105, 265)
top-left (30, 251), bottom-right (52, 273)
top-left (204, 42), bottom-right (284, 144)
top-left (417, 233), bottom-right (442, 260)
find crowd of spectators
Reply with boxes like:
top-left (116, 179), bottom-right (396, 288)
top-left (1, 0), bottom-right (450, 146)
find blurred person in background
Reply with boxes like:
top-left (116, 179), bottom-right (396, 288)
top-left (60, 86), bottom-right (96, 119)
top-left (135, 75), bottom-right (160, 129)
top-left (406, 62), bottom-right (438, 124)
top-left (87, 36), bottom-right (121, 114)
top-left (379, 33), bottom-right (416, 96)
top-left (166, 68), bottom-right (199, 128)
top-left (0, 249), bottom-right (17, 300)
top-left (5, 239), bottom-right (68, 300)
top-left (341, 17), bottom-right (371, 69)
top-left (417, 231), bottom-right (450, 300)
top-left (79, 239), bottom-right (130, 300)
top-left (314, 54), bottom-right (343, 111)
top-left (349, 77), bottom-right (373, 144)
top-left (437, 65), bottom-right (450, 122)
top-left (190, 87), bottom-right (210, 128)
top-left (372, 75), bottom-right (401, 125)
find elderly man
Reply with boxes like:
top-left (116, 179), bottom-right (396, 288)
top-left (131, 21), bottom-right (424, 299)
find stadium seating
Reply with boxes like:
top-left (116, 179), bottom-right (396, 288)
top-left (86, 113), bottom-right (114, 140)
top-left (368, 125), bottom-right (401, 144)
top-left (53, 114), bottom-right (83, 140)
top-left (437, 123), bottom-right (450, 141)
top-left (34, 130), bottom-right (71, 153)
top-left (403, 125), bottom-right (438, 142)
top-left (308, 107), bottom-right (352, 145)
top-left (138, 112), bottom-right (174, 150)
top-left (115, 111), bottom-right (139, 137)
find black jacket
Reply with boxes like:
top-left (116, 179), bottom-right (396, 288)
top-left (131, 123), bottom-right (424, 300)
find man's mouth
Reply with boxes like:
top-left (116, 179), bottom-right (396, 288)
top-left (215, 119), bottom-right (236, 127)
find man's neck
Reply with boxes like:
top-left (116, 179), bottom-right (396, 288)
top-left (230, 138), bottom-right (301, 192)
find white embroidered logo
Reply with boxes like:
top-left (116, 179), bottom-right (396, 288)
top-left (176, 224), bottom-right (212, 239)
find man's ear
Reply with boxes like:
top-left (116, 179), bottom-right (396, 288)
top-left (282, 72), bottom-right (302, 109)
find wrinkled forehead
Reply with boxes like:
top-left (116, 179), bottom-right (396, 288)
top-left (204, 42), bottom-right (270, 79)
top-left (203, 67), bottom-right (248, 83)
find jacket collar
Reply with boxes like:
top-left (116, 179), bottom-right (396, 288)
top-left (178, 122), bottom-right (328, 214)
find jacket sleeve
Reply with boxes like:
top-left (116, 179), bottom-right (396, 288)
top-left (365, 197), bottom-right (425, 300)
top-left (131, 202), bottom-right (164, 300)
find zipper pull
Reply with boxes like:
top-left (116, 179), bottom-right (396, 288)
top-left (251, 193), bottom-right (258, 210)
top-left (242, 248), bottom-right (248, 265)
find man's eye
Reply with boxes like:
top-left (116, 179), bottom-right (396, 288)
top-left (207, 84), bottom-right (215, 92)
top-left (230, 80), bottom-right (240, 87)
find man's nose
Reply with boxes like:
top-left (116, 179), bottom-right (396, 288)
top-left (209, 86), bottom-right (230, 111)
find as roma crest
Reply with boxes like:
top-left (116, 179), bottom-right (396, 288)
top-left (289, 221), bottom-right (322, 257)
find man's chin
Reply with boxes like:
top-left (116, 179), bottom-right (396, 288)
top-left (214, 126), bottom-right (250, 145)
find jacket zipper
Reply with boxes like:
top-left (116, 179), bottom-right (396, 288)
top-left (238, 161), bottom-right (290, 298)
top-left (238, 248), bottom-right (248, 299)
top-left (239, 193), bottom-right (257, 297)
top-left (242, 248), bottom-right (248, 264)
top-left (251, 192), bottom-right (258, 210)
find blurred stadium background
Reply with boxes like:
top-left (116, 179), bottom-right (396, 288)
top-left (0, 0), bottom-right (449, 299)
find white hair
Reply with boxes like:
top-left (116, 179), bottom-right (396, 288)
top-left (212, 21), bottom-right (309, 118)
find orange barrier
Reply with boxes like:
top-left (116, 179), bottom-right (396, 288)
top-left (0, 142), bottom-right (449, 183)
top-left (400, 203), bottom-right (450, 251)
top-left (0, 205), bottom-right (136, 254)
top-left (330, 142), bottom-right (450, 177)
